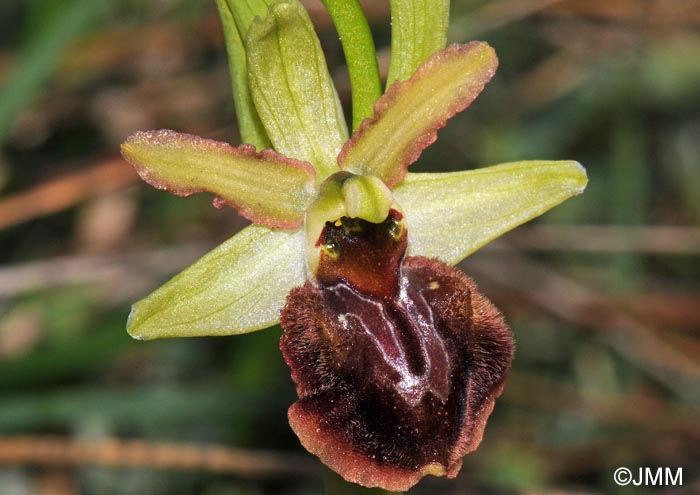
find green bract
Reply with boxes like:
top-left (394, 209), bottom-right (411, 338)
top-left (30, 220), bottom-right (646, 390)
top-left (121, 0), bottom-right (587, 340)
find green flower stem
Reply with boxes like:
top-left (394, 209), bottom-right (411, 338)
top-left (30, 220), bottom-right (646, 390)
top-left (320, 0), bottom-right (382, 131)
top-left (323, 466), bottom-right (404, 495)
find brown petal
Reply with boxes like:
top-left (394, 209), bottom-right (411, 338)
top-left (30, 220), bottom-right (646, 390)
top-left (280, 256), bottom-right (514, 491)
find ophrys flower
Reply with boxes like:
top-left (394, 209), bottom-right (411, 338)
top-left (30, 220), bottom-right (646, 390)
top-left (121, 0), bottom-right (586, 491)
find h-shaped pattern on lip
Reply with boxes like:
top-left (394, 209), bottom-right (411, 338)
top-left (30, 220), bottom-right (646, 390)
top-left (327, 279), bottom-right (451, 406)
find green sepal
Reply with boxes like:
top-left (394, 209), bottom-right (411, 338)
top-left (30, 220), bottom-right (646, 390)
top-left (393, 161), bottom-right (588, 265)
top-left (246, 0), bottom-right (348, 179)
top-left (127, 225), bottom-right (306, 340)
top-left (215, 0), bottom-right (272, 150)
top-left (387, 0), bottom-right (450, 87)
top-left (121, 130), bottom-right (317, 229)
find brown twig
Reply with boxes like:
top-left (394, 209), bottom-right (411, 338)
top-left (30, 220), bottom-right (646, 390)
top-left (0, 241), bottom-right (214, 299)
top-left (0, 158), bottom-right (137, 231)
top-left (502, 224), bottom-right (700, 254)
top-left (504, 371), bottom-right (700, 437)
top-left (0, 435), bottom-right (318, 477)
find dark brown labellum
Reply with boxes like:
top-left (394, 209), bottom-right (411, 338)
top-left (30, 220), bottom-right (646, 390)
top-left (280, 213), bottom-right (514, 491)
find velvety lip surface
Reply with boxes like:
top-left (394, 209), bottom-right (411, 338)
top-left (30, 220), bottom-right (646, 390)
top-left (281, 256), bottom-right (514, 491)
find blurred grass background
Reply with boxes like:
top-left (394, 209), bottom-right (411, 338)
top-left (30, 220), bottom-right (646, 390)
top-left (0, 0), bottom-right (699, 494)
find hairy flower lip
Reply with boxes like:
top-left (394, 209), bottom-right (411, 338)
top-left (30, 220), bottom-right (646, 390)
top-left (288, 376), bottom-right (510, 492)
top-left (281, 256), bottom-right (514, 491)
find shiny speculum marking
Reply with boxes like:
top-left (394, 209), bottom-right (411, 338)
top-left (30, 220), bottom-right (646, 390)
top-left (314, 210), bottom-right (450, 404)
top-left (325, 279), bottom-right (451, 406)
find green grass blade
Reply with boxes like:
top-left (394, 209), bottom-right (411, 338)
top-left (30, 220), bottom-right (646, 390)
top-left (320, 0), bottom-right (382, 130)
top-left (0, 0), bottom-right (104, 144)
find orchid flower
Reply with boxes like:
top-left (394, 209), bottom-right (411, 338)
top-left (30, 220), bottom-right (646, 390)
top-left (120, 0), bottom-right (587, 491)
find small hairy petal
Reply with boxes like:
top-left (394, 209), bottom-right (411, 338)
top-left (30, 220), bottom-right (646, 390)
top-left (128, 225), bottom-right (306, 340)
top-left (121, 130), bottom-right (316, 229)
top-left (280, 256), bottom-right (513, 491)
top-left (338, 42), bottom-right (498, 188)
top-left (393, 160), bottom-right (588, 265)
